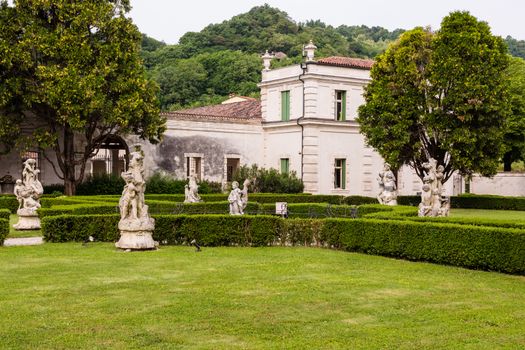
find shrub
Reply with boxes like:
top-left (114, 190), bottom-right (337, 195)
top-left (260, 203), bottom-right (357, 218)
top-left (232, 164), bottom-right (304, 193)
top-left (43, 214), bottom-right (280, 247)
top-left (42, 215), bottom-right (120, 242)
top-left (0, 218), bottom-right (8, 245)
top-left (322, 219), bottom-right (525, 275)
top-left (43, 183), bottom-right (64, 194)
top-left (40, 214), bottom-right (525, 274)
top-left (76, 174), bottom-right (125, 195)
top-left (145, 173), bottom-right (222, 194)
top-left (145, 173), bottom-right (185, 194)
top-left (0, 196), bottom-right (18, 213)
top-left (398, 194), bottom-right (525, 210)
top-left (0, 209), bottom-right (10, 221)
top-left (452, 194), bottom-right (525, 210)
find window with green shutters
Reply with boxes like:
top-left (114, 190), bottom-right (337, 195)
top-left (280, 158), bottom-right (289, 174)
top-left (334, 158), bottom-right (346, 189)
top-left (335, 90), bottom-right (346, 121)
top-left (281, 90), bottom-right (290, 121)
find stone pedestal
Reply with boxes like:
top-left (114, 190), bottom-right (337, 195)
top-left (13, 209), bottom-right (41, 230)
top-left (115, 217), bottom-right (156, 250)
top-left (115, 230), bottom-right (156, 250)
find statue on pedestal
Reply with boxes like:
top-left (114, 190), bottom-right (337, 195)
top-left (377, 163), bottom-right (397, 206)
top-left (13, 159), bottom-right (43, 230)
top-left (228, 180), bottom-right (250, 215)
top-left (184, 175), bottom-right (202, 203)
top-left (115, 145), bottom-right (156, 250)
top-left (418, 158), bottom-right (449, 217)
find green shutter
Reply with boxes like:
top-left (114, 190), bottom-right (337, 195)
top-left (281, 158), bottom-right (289, 174)
top-left (281, 91), bottom-right (290, 121)
top-left (341, 91), bottom-right (346, 121)
top-left (342, 159), bottom-right (346, 189)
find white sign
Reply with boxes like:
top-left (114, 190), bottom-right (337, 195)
top-left (275, 202), bottom-right (288, 215)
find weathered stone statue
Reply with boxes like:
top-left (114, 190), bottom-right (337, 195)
top-left (377, 163), bottom-right (397, 206)
top-left (240, 179), bottom-right (250, 212)
top-left (13, 159), bottom-right (43, 230)
top-left (184, 175), bottom-right (202, 203)
top-left (228, 180), bottom-right (248, 215)
top-left (418, 158), bottom-right (449, 217)
top-left (115, 145), bottom-right (156, 250)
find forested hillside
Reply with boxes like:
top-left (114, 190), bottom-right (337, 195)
top-left (141, 4), bottom-right (525, 111)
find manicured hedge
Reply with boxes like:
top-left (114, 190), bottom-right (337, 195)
top-left (323, 219), bottom-right (525, 275)
top-left (38, 203), bottom-right (118, 219)
top-left (41, 214), bottom-right (525, 274)
top-left (42, 214), bottom-right (281, 247)
top-left (0, 209), bottom-right (10, 221)
top-left (0, 196), bottom-right (18, 213)
top-left (452, 194), bottom-right (525, 210)
top-left (398, 194), bottom-right (525, 211)
top-left (42, 214), bottom-right (120, 242)
top-left (0, 218), bottom-right (8, 245)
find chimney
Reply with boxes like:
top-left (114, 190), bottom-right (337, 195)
top-left (304, 40), bottom-right (317, 62)
top-left (262, 50), bottom-right (273, 71)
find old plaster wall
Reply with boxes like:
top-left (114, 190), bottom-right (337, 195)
top-left (131, 119), bottom-right (264, 184)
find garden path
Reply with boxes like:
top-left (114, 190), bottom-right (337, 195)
top-left (3, 237), bottom-right (44, 246)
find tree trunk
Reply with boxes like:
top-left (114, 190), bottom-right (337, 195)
top-left (62, 125), bottom-right (77, 196)
top-left (503, 152), bottom-right (512, 172)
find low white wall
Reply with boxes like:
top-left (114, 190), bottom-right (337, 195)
top-left (470, 173), bottom-right (525, 197)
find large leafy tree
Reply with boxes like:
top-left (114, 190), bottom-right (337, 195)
top-left (502, 56), bottom-right (525, 171)
top-left (358, 12), bottom-right (510, 183)
top-left (0, 0), bottom-right (166, 195)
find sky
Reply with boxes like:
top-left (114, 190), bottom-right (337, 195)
top-left (128, 0), bottom-right (525, 45)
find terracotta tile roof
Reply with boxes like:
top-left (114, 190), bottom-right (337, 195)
top-left (316, 56), bottom-right (374, 70)
top-left (163, 99), bottom-right (261, 124)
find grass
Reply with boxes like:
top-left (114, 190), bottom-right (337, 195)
top-left (0, 244), bottom-right (524, 349)
top-left (450, 209), bottom-right (525, 222)
top-left (7, 214), bottom-right (43, 238)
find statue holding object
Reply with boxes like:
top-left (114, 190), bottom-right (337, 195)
top-left (377, 163), bottom-right (398, 206)
top-left (418, 158), bottom-right (450, 217)
top-left (115, 145), bottom-right (156, 250)
top-left (228, 179), bottom-right (250, 215)
top-left (13, 159), bottom-right (43, 230)
top-left (184, 175), bottom-right (202, 203)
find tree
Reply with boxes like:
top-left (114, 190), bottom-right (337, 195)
top-left (358, 12), bottom-right (510, 184)
top-left (502, 56), bottom-right (525, 171)
top-left (0, 0), bottom-right (166, 195)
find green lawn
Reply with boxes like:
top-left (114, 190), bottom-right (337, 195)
top-left (450, 208), bottom-right (525, 222)
top-left (7, 214), bottom-right (43, 238)
top-left (0, 244), bottom-right (523, 349)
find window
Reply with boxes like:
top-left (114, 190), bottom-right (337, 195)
top-left (226, 158), bottom-right (240, 182)
top-left (280, 158), bottom-right (290, 174)
top-left (335, 90), bottom-right (346, 121)
top-left (186, 156), bottom-right (202, 180)
top-left (334, 158), bottom-right (346, 189)
top-left (281, 90), bottom-right (290, 121)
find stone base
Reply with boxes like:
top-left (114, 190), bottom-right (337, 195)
top-left (115, 230), bottom-right (157, 250)
top-left (13, 215), bottom-right (41, 230)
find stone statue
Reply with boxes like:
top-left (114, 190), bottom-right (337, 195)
top-left (115, 145), bottom-right (156, 250)
top-left (228, 180), bottom-right (247, 215)
top-left (377, 163), bottom-right (397, 206)
top-left (418, 158), bottom-right (449, 217)
top-left (13, 159), bottom-right (44, 230)
top-left (240, 179), bottom-right (250, 212)
top-left (184, 175), bottom-right (202, 203)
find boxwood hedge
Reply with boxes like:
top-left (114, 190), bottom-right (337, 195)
top-left (41, 214), bottom-right (525, 274)
top-left (0, 218), bottom-right (8, 245)
top-left (0, 209), bottom-right (10, 221)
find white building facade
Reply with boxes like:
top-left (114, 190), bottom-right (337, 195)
top-left (2, 46), bottom-right (524, 196)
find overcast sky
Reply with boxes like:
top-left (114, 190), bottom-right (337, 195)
top-left (128, 0), bottom-right (525, 44)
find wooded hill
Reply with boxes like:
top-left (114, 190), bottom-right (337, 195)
top-left (140, 5), bottom-right (525, 111)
